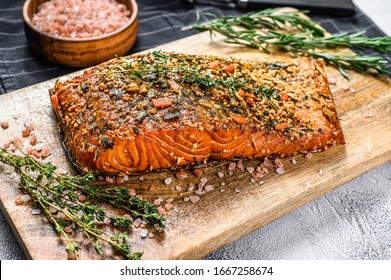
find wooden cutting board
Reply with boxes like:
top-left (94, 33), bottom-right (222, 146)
top-left (0, 26), bottom-right (390, 260)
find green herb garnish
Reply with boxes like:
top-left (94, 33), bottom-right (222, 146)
top-left (192, 8), bottom-right (391, 78)
top-left (0, 144), bottom-right (165, 260)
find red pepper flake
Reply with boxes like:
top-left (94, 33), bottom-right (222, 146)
top-left (15, 195), bottom-right (23, 205)
top-left (275, 122), bottom-right (290, 131)
top-left (221, 63), bottom-right (236, 73)
top-left (78, 195), bottom-right (86, 202)
top-left (149, 185), bottom-right (157, 192)
top-left (275, 158), bottom-right (284, 168)
top-left (207, 61), bottom-right (219, 70)
top-left (116, 176), bottom-right (124, 184)
top-left (1, 122), bottom-right (9, 129)
top-left (246, 167), bottom-right (254, 174)
top-left (32, 150), bottom-right (41, 159)
top-left (151, 98), bottom-right (172, 109)
top-left (237, 160), bottom-right (243, 169)
top-left (232, 114), bottom-right (248, 125)
top-left (157, 207), bottom-right (166, 215)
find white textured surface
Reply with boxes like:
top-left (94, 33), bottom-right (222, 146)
top-left (354, 0), bottom-right (391, 35)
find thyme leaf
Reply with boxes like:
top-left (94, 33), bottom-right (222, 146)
top-left (0, 144), bottom-right (165, 260)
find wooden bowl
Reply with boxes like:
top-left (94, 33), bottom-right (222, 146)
top-left (23, 0), bottom-right (138, 68)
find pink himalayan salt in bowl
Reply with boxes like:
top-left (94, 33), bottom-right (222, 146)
top-left (23, 0), bottom-right (138, 67)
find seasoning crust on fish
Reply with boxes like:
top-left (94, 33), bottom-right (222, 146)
top-left (49, 51), bottom-right (345, 175)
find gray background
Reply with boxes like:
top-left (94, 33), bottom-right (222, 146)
top-left (0, 0), bottom-right (390, 260)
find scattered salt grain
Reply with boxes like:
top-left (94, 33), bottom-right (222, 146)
top-left (350, 87), bottom-right (356, 93)
top-left (237, 160), bottom-right (243, 169)
top-left (140, 229), bottom-right (149, 238)
top-left (176, 170), bottom-right (188, 180)
top-left (164, 203), bottom-right (174, 211)
top-left (148, 232), bottom-right (154, 238)
top-left (21, 194), bottom-right (30, 202)
top-left (128, 189), bottom-right (136, 196)
top-left (32, 209), bottom-right (41, 215)
top-left (275, 158), bottom-right (284, 168)
top-left (304, 152), bottom-right (313, 159)
top-left (205, 185), bottom-right (214, 192)
top-left (363, 111), bottom-right (373, 118)
top-left (200, 177), bottom-right (208, 183)
top-left (1, 122), bottom-right (9, 129)
top-left (328, 77), bottom-right (337, 85)
top-left (319, 169), bottom-right (324, 176)
top-left (175, 185), bottom-right (182, 191)
top-left (228, 162), bottom-right (236, 171)
top-left (184, 197), bottom-right (190, 202)
top-left (138, 176), bottom-right (145, 181)
top-left (193, 169), bottom-right (203, 176)
top-left (164, 177), bottom-right (173, 185)
top-left (246, 167), bottom-right (254, 174)
top-left (133, 218), bottom-right (142, 228)
top-left (189, 195), bottom-right (200, 203)
top-left (220, 182), bottom-right (226, 187)
top-left (276, 167), bottom-right (285, 174)
top-left (291, 158), bottom-right (297, 164)
top-left (342, 85), bottom-right (349, 91)
top-left (235, 188), bottom-right (241, 193)
top-left (217, 172), bottom-right (224, 178)
top-left (166, 198), bottom-right (174, 203)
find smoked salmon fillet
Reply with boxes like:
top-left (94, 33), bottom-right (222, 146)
top-left (49, 51), bottom-right (344, 175)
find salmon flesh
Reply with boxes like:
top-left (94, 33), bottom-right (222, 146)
top-left (49, 51), bottom-right (344, 175)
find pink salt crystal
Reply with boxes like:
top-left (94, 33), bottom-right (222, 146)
top-left (246, 167), bottom-right (254, 174)
top-left (342, 85), bottom-right (349, 91)
top-left (189, 195), bottom-right (200, 203)
top-left (140, 229), bottom-right (149, 238)
top-left (228, 162), bottom-right (236, 171)
top-left (304, 152), bottom-right (313, 159)
top-left (164, 177), bottom-right (173, 185)
top-left (166, 198), bottom-right (174, 203)
top-left (40, 148), bottom-right (52, 158)
top-left (176, 170), bottom-right (188, 180)
top-left (237, 160), bottom-right (243, 169)
top-left (133, 218), bottom-right (142, 227)
top-left (105, 176), bottom-right (114, 184)
top-left (184, 197), bottom-right (190, 202)
top-left (363, 111), bottom-right (373, 118)
top-left (164, 203), bottom-right (174, 211)
top-left (1, 122), bottom-right (9, 129)
top-left (205, 185), bottom-right (214, 192)
top-left (275, 158), bottom-right (284, 168)
top-left (193, 169), bottom-right (203, 176)
top-left (116, 176), bottom-right (124, 184)
top-left (328, 77), bottom-right (337, 85)
top-left (129, 189), bottom-right (136, 196)
top-left (276, 167), bottom-right (285, 174)
top-left (217, 172), bottom-right (224, 178)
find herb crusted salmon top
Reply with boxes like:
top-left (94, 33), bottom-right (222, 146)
top-left (50, 51), bottom-right (344, 175)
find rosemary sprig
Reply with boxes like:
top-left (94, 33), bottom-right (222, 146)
top-left (0, 145), bottom-right (164, 260)
top-left (192, 9), bottom-right (391, 78)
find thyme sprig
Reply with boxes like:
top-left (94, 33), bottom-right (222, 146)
top-left (0, 145), bottom-right (165, 260)
top-left (97, 51), bottom-right (276, 100)
top-left (192, 8), bottom-right (391, 78)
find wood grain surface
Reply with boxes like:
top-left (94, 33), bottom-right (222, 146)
top-left (0, 28), bottom-right (390, 260)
